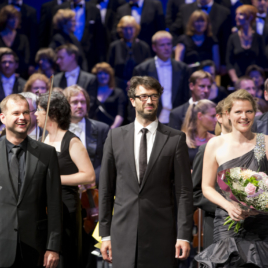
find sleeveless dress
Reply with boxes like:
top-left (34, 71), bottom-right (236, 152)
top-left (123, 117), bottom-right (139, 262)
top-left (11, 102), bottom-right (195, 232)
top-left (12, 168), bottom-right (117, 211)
top-left (195, 133), bottom-right (268, 268)
top-left (57, 131), bottom-right (82, 268)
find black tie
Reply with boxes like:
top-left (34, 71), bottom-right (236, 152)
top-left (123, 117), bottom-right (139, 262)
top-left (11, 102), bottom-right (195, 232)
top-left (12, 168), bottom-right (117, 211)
top-left (201, 6), bottom-right (208, 11)
top-left (10, 147), bottom-right (21, 198)
top-left (139, 128), bottom-right (148, 186)
top-left (73, 3), bottom-right (83, 8)
top-left (257, 15), bottom-right (266, 21)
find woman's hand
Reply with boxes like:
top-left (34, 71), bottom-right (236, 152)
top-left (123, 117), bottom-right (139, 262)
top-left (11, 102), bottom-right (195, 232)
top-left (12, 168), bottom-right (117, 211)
top-left (225, 202), bottom-right (244, 221)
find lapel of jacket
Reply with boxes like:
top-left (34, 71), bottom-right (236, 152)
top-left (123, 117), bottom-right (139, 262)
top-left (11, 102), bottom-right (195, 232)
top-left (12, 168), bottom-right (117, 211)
top-left (59, 73), bottom-right (67, 89)
top-left (0, 81), bottom-right (5, 102)
top-left (147, 60), bottom-right (159, 80)
top-left (0, 140), bottom-right (17, 202)
top-left (85, 118), bottom-right (98, 165)
top-left (122, 123), bottom-right (138, 181)
top-left (171, 59), bottom-right (180, 105)
top-left (18, 138), bottom-right (39, 206)
top-left (256, 118), bottom-right (268, 134)
top-left (77, 70), bottom-right (86, 88)
top-left (13, 77), bottom-right (19, 94)
top-left (140, 0), bottom-right (148, 26)
top-left (139, 123), bottom-right (169, 192)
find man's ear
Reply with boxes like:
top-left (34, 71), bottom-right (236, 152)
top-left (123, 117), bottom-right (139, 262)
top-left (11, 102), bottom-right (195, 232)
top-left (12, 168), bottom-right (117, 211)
top-left (152, 44), bottom-right (157, 54)
top-left (130, 98), bottom-right (136, 108)
top-left (189, 82), bottom-right (194, 92)
top-left (264, 90), bottom-right (268, 101)
top-left (0, 113), bottom-right (6, 125)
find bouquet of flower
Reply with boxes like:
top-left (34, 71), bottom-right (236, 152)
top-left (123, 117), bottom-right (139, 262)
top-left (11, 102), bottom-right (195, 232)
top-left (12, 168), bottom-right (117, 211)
top-left (217, 167), bottom-right (268, 232)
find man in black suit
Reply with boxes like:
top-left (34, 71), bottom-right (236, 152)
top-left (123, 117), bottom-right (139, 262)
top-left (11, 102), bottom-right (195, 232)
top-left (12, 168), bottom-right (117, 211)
top-left (169, 70), bottom-right (212, 130)
top-left (133, 31), bottom-right (190, 124)
top-left (0, 94), bottom-right (62, 268)
top-left (99, 76), bottom-right (193, 267)
top-left (0, 50), bottom-right (26, 103)
top-left (52, 0), bottom-right (105, 71)
top-left (170, 0), bottom-right (231, 68)
top-left (113, 0), bottom-right (166, 51)
top-left (53, 44), bottom-right (98, 117)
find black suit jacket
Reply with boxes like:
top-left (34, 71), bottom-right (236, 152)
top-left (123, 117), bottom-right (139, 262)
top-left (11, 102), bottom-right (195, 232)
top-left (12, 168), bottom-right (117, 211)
top-left (0, 137), bottom-right (62, 267)
top-left (252, 112), bottom-right (268, 134)
top-left (53, 70), bottom-right (98, 117)
top-left (113, 0), bottom-right (165, 50)
top-left (133, 58), bottom-right (190, 116)
top-left (0, 77), bottom-right (26, 103)
top-left (169, 101), bottom-right (190, 130)
top-left (85, 118), bottom-right (109, 185)
top-left (99, 122), bottom-right (193, 268)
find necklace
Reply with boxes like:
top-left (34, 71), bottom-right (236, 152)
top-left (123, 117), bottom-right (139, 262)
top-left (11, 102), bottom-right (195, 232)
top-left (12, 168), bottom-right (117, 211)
top-left (196, 134), bottom-right (207, 142)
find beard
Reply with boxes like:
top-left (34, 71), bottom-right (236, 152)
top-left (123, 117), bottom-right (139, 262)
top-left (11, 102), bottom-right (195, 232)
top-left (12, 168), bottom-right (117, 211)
top-left (137, 107), bottom-right (157, 121)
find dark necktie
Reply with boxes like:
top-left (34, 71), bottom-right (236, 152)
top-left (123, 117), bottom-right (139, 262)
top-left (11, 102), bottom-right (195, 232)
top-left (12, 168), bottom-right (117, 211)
top-left (139, 128), bottom-right (148, 186)
top-left (73, 3), bottom-right (83, 8)
top-left (257, 15), bottom-right (266, 21)
top-left (201, 6), bottom-right (208, 11)
top-left (123, 43), bottom-right (136, 80)
top-left (10, 147), bottom-right (21, 198)
top-left (129, 2), bottom-right (139, 8)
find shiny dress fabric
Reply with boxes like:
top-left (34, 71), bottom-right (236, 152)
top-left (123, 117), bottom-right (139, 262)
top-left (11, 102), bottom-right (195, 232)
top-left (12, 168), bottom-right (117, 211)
top-left (195, 134), bottom-right (268, 268)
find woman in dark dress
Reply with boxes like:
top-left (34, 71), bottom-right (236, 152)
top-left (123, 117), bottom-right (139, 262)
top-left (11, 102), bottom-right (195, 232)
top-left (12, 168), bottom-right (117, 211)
top-left (182, 99), bottom-right (216, 169)
top-left (107, 15), bottom-right (151, 91)
top-left (175, 10), bottom-right (220, 73)
top-left (35, 92), bottom-right (95, 268)
top-left (195, 89), bottom-right (268, 267)
top-left (92, 62), bottom-right (126, 128)
top-left (49, 9), bottom-right (88, 71)
top-left (0, 5), bottom-right (30, 78)
top-left (226, 5), bottom-right (267, 84)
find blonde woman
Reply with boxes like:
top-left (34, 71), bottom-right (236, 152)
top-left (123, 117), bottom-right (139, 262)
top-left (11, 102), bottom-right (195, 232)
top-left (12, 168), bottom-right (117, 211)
top-left (23, 73), bottom-right (49, 94)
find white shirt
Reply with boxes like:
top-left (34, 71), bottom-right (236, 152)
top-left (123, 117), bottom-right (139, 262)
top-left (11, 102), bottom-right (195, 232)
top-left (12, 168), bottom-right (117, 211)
top-left (188, 97), bottom-right (199, 105)
top-left (131, 0), bottom-right (144, 25)
top-left (197, 0), bottom-right (213, 14)
top-left (256, 13), bottom-right (266, 35)
top-left (1, 74), bottom-right (16, 97)
top-left (28, 127), bottom-right (40, 141)
top-left (65, 66), bottom-right (80, 87)
top-left (97, 0), bottom-right (109, 24)
top-left (155, 56), bottom-right (173, 124)
top-left (69, 117), bottom-right (86, 148)
top-left (185, 0), bottom-right (195, 4)
top-left (72, 0), bottom-right (86, 41)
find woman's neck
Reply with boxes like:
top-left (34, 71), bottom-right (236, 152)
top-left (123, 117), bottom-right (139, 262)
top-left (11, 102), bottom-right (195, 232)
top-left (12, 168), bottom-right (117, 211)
top-left (192, 33), bottom-right (204, 39)
top-left (239, 25), bottom-right (251, 36)
top-left (231, 128), bottom-right (255, 144)
top-left (46, 122), bottom-right (63, 141)
top-left (196, 128), bottom-right (208, 140)
top-left (98, 85), bottom-right (110, 92)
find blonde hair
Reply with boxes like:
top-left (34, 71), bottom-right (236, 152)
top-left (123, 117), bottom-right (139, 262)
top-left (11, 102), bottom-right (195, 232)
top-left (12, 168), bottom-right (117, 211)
top-left (186, 10), bottom-right (212, 36)
top-left (182, 100), bottom-right (216, 148)
top-left (53, 9), bottom-right (75, 30)
top-left (0, 94), bottom-right (28, 113)
top-left (236, 5), bottom-right (257, 26)
top-left (91, 62), bottom-right (115, 89)
top-left (189, 70), bottom-right (214, 84)
top-left (152, 31), bottom-right (172, 44)
top-left (23, 73), bottom-right (49, 93)
top-left (117, 16), bottom-right (140, 38)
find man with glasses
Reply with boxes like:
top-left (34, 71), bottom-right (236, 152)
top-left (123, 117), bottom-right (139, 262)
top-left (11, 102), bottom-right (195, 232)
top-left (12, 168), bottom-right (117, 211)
top-left (99, 76), bottom-right (193, 268)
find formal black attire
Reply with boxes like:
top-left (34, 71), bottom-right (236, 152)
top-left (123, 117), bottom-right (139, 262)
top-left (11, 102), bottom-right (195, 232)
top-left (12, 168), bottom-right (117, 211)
top-left (165, 0), bottom-right (187, 29)
top-left (0, 34), bottom-right (30, 79)
top-left (192, 144), bottom-right (217, 249)
top-left (226, 32), bottom-right (267, 78)
top-left (94, 87), bottom-right (127, 126)
top-left (99, 122), bottom-right (193, 268)
top-left (188, 146), bottom-right (199, 169)
top-left (252, 112), bottom-right (268, 135)
top-left (0, 136), bottom-right (62, 267)
top-left (57, 131), bottom-right (81, 268)
top-left (177, 34), bottom-right (218, 65)
top-left (195, 133), bottom-right (268, 267)
top-left (113, 0), bottom-right (166, 51)
top-left (53, 70), bottom-right (98, 118)
top-left (49, 31), bottom-right (88, 72)
top-left (108, 39), bottom-right (151, 90)
top-left (169, 101), bottom-right (190, 130)
top-left (210, 85), bottom-right (228, 104)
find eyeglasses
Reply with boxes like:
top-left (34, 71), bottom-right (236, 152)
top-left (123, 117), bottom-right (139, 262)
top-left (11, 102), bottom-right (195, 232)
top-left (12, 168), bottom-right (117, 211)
top-left (36, 108), bottom-right (45, 112)
top-left (134, 94), bottom-right (160, 101)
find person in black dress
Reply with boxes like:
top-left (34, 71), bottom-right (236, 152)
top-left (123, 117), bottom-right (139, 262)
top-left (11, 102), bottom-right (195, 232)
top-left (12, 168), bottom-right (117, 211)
top-left (226, 5), bottom-right (267, 84)
top-left (49, 9), bottom-right (88, 71)
top-left (181, 99), bottom-right (217, 169)
top-left (35, 92), bottom-right (95, 268)
top-left (92, 62), bottom-right (127, 128)
top-left (107, 15), bottom-right (151, 91)
top-left (175, 10), bottom-right (220, 73)
top-left (0, 5), bottom-right (29, 79)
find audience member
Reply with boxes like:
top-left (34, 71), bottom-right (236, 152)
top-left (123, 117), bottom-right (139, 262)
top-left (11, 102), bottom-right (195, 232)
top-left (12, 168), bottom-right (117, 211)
top-left (0, 49), bottom-right (25, 102)
top-left (50, 8), bottom-right (88, 71)
top-left (0, 5), bottom-right (29, 78)
top-left (227, 5), bottom-right (267, 83)
top-left (181, 99), bottom-right (216, 168)
top-left (170, 0), bottom-right (231, 70)
top-left (23, 73), bottom-right (49, 94)
top-left (92, 62), bottom-right (126, 128)
top-left (113, 0), bottom-right (166, 52)
top-left (169, 70), bottom-right (213, 130)
top-left (200, 60), bottom-right (228, 103)
top-left (52, 0), bottom-right (105, 71)
top-left (35, 48), bottom-right (57, 78)
top-left (245, 64), bottom-right (266, 99)
top-left (53, 44), bottom-right (98, 116)
top-left (175, 10), bottom-right (220, 73)
top-left (133, 31), bottom-right (190, 124)
top-left (108, 15), bottom-right (151, 91)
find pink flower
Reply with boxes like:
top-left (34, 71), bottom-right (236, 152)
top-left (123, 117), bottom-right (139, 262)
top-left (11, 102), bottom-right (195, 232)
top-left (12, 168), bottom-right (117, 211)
top-left (265, 179), bottom-right (268, 188)
top-left (245, 183), bottom-right (256, 195)
top-left (258, 172), bottom-right (268, 178)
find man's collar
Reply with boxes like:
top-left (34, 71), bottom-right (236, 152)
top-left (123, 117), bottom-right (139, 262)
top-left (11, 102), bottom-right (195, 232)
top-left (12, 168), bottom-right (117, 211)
top-left (77, 117), bottom-right (86, 127)
top-left (197, 0), bottom-right (213, 8)
top-left (257, 12), bottom-right (266, 18)
top-left (134, 119), bottom-right (158, 135)
top-left (154, 56), bottom-right (171, 66)
top-left (189, 97), bottom-right (199, 105)
top-left (1, 73), bottom-right (16, 82)
top-left (65, 66), bottom-right (80, 77)
top-left (5, 136), bottom-right (28, 152)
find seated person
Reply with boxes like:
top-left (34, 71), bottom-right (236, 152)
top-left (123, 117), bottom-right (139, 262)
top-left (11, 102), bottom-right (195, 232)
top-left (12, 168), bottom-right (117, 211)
top-left (23, 73), bottom-right (49, 94)
top-left (35, 48), bottom-right (57, 78)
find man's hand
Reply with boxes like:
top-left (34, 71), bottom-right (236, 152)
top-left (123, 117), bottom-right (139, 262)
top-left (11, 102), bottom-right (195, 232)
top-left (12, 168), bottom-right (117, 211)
top-left (101, 240), bottom-right (112, 263)
top-left (43, 251), bottom-right (59, 268)
top-left (175, 240), bottom-right (190, 260)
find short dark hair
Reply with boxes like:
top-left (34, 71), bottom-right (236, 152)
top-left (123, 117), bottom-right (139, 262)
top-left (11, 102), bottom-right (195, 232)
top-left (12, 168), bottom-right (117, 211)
top-left (0, 5), bottom-right (21, 31)
top-left (189, 70), bottom-right (213, 85)
top-left (245, 64), bottom-right (265, 79)
top-left (56, 44), bottom-right (79, 63)
top-left (199, 60), bottom-right (215, 70)
top-left (38, 92), bottom-right (71, 130)
top-left (0, 49), bottom-right (19, 63)
top-left (234, 76), bottom-right (254, 90)
top-left (128, 76), bottom-right (164, 99)
top-left (35, 48), bottom-right (56, 66)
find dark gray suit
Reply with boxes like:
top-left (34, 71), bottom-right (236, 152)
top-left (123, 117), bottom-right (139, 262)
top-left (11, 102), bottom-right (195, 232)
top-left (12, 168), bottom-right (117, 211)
top-left (169, 101), bottom-right (190, 130)
top-left (99, 122), bottom-right (193, 268)
top-left (0, 137), bottom-right (62, 267)
top-left (252, 112), bottom-right (268, 134)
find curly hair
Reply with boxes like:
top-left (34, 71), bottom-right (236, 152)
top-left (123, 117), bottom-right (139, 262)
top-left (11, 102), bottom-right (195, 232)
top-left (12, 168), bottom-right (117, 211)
top-left (23, 73), bottom-right (49, 93)
top-left (91, 62), bottom-right (115, 89)
top-left (0, 5), bottom-right (21, 31)
top-left (38, 92), bottom-right (71, 130)
top-left (53, 9), bottom-right (75, 31)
